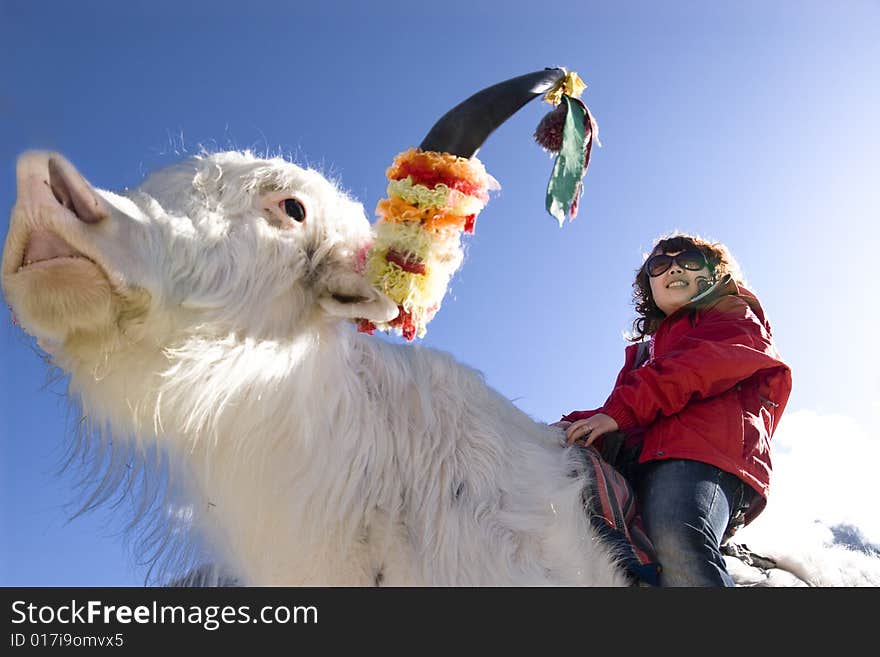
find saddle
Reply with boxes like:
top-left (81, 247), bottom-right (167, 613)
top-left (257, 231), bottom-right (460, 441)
top-left (579, 437), bottom-right (660, 586)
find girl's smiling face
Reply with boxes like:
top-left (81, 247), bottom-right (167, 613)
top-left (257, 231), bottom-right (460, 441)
top-left (648, 250), bottom-right (712, 316)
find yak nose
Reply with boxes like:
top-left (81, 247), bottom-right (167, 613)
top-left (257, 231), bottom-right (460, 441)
top-left (47, 156), bottom-right (108, 224)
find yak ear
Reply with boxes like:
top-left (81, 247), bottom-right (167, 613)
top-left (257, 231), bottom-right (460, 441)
top-left (317, 269), bottom-right (399, 323)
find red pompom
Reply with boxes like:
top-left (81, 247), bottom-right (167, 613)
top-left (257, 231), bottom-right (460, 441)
top-left (534, 104), bottom-right (567, 153)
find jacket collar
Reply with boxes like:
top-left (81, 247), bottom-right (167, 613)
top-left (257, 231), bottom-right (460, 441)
top-left (683, 273), bottom-right (739, 309)
top-left (659, 274), bottom-right (740, 326)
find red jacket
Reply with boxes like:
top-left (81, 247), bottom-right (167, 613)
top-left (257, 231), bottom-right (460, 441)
top-left (561, 275), bottom-right (792, 523)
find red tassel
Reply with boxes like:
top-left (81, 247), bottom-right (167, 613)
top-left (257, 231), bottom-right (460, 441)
top-left (388, 306), bottom-right (417, 341)
top-left (357, 319), bottom-right (376, 334)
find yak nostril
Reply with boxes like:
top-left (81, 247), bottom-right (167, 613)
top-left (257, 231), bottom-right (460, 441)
top-left (48, 174), bottom-right (73, 211)
top-left (47, 157), bottom-right (107, 224)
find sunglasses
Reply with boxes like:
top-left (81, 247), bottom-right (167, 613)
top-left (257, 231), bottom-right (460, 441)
top-left (644, 249), bottom-right (709, 277)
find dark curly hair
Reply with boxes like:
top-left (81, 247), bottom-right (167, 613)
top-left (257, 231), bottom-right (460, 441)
top-left (628, 233), bottom-right (743, 342)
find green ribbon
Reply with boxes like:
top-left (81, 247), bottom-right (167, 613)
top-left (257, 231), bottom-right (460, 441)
top-left (545, 95), bottom-right (587, 227)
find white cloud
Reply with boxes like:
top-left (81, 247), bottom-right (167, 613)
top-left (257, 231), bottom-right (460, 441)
top-left (736, 408), bottom-right (880, 550)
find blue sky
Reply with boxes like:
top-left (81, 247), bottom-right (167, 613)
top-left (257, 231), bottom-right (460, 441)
top-left (1, 0), bottom-right (878, 585)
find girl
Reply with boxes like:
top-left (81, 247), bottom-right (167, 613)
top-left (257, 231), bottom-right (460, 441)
top-left (558, 234), bottom-right (792, 586)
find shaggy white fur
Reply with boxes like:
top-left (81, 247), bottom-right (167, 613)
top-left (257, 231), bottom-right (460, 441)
top-left (3, 150), bottom-right (878, 586)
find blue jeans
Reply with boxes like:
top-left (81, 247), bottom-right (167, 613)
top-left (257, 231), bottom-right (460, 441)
top-left (635, 459), bottom-right (750, 587)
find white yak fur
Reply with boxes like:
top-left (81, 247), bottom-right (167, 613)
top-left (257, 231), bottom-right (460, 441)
top-left (4, 150), bottom-right (879, 586)
top-left (154, 329), bottom-right (630, 585)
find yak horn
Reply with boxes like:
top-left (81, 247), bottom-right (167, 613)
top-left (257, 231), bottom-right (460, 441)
top-left (419, 67), bottom-right (567, 158)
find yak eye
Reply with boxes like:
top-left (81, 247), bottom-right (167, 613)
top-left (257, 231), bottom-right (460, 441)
top-left (281, 198), bottom-right (306, 223)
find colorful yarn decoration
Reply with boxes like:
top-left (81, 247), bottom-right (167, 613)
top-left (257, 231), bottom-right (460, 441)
top-left (359, 148), bottom-right (498, 341)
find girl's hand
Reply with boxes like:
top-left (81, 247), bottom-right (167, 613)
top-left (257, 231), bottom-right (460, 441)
top-left (565, 413), bottom-right (619, 447)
